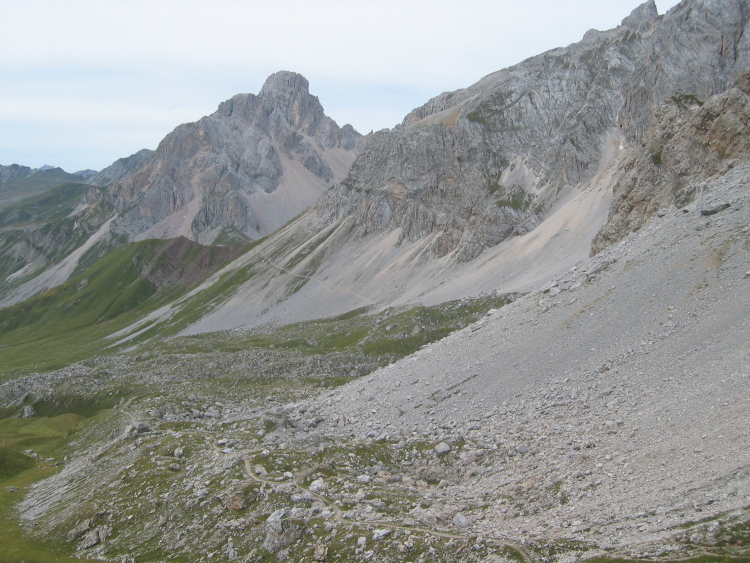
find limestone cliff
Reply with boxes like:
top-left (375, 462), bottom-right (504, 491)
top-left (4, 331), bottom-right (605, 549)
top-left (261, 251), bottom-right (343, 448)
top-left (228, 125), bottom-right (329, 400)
top-left (86, 149), bottom-right (153, 187)
top-left (315, 0), bottom-right (750, 261)
top-left (593, 71), bottom-right (750, 252)
top-left (96, 72), bottom-right (362, 244)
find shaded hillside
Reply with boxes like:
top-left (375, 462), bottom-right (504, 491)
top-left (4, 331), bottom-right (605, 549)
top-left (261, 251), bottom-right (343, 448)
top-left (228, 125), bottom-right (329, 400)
top-left (0, 183), bottom-right (91, 227)
top-left (0, 166), bottom-right (85, 204)
top-left (0, 237), bottom-right (246, 373)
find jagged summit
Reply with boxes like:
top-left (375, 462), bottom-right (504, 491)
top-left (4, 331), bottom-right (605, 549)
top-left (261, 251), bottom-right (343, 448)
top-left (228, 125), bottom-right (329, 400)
top-left (258, 70), bottom-right (329, 136)
top-left (621, 0), bottom-right (659, 31)
top-left (259, 70), bottom-right (312, 101)
top-left (86, 71), bottom-right (363, 245)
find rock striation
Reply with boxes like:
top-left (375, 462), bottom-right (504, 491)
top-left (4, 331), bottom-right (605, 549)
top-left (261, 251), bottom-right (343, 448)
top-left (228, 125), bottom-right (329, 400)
top-left (593, 70), bottom-right (750, 252)
top-left (92, 71), bottom-right (362, 244)
top-left (86, 149), bottom-right (153, 187)
top-left (315, 0), bottom-right (750, 261)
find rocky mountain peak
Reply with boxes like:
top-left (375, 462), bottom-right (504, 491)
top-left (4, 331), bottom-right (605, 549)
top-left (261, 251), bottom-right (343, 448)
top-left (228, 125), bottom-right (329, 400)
top-left (260, 70), bottom-right (310, 97)
top-left (621, 0), bottom-right (659, 32)
top-left (259, 70), bottom-right (324, 131)
top-left (90, 70), bottom-right (361, 246)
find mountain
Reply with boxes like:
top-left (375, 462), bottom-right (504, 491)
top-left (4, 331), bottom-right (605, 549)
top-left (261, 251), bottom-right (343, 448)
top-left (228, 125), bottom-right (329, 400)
top-left (315, 0), bottom-right (750, 261)
top-left (0, 73), bottom-right (362, 307)
top-left (99, 0), bottom-right (750, 339)
top-left (84, 148), bottom-right (153, 187)
top-left (2, 2), bottom-right (750, 562)
top-left (0, 165), bottom-right (87, 204)
top-left (89, 71), bottom-right (363, 245)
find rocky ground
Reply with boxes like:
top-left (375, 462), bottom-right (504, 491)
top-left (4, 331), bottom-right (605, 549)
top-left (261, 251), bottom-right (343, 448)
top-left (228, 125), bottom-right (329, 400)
top-left (1, 163), bottom-right (749, 562)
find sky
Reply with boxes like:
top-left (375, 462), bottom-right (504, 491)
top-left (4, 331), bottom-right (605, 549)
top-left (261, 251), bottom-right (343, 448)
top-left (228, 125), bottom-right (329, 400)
top-left (1, 0), bottom-right (682, 172)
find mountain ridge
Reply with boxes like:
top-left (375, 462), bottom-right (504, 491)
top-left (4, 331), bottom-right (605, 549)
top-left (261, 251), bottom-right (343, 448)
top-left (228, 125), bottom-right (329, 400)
top-left (90, 71), bottom-right (363, 246)
top-left (2, 2), bottom-right (750, 562)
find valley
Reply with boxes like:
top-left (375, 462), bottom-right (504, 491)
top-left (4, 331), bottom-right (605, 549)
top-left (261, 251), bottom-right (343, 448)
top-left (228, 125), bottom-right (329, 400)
top-left (1, 1), bottom-right (750, 562)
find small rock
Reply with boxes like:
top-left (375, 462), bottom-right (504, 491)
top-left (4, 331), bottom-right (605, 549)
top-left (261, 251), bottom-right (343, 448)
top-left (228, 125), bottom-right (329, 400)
top-left (453, 513), bottom-right (471, 528)
top-left (5, 486), bottom-right (18, 493)
top-left (701, 202), bottom-right (731, 216)
top-left (205, 406), bottom-right (221, 419)
top-left (313, 544), bottom-right (328, 561)
top-left (267, 509), bottom-right (286, 523)
top-left (20, 405), bottom-right (35, 418)
top-left (174, 447), bottom-right (184, 458)
top-left (434, 442), bottom-right (451, 455)
top-left (222, 492), bottom-right (247, 511)
top-left (225, 538), bottom-right (237, 560)
top-left (136, 422), bottom-right (151, 433)
top-left (373, 529), bottom-right (391, 540)
top-left (78, 526), bottom-right (109, 550)
top-left (262, 519), bottom-right (304, 554)
top-left (168, 464), bottom-right (181, 471)
top-left (67, 519), bottom-right (91, 541)
top-left (515, 444), bottom-right (529, 454)
top-left (309, 478), bottom-right (327, 492)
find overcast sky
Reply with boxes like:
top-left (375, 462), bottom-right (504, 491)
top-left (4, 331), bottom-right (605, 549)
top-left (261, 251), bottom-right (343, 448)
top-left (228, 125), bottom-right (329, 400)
top-left (1, 0), bottom-right (681, 172)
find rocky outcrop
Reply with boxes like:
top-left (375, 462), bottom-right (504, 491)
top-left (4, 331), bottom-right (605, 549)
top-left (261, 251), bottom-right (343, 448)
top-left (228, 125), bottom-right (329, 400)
top-left (86, 149), bottom-right (153, 187)
top-left (315, 0), bottom-right (750, 261)
top-left (619, 0), bottom-right (750, 142)
top-left (593, 71), bottom-right (750, 253)
top-left (97, 72), bottom-right (362, 244)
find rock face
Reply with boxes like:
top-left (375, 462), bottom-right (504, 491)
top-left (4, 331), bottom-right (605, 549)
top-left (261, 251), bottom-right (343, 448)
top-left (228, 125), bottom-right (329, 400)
top-left (593, 71), bottom-right (750, 252)
top-left (315, 0), bottom-right (750, 261)
top-left (86, 149), bottom-right (154, 187)
top-left (262, 519), bottom-right (304, 553)
top-left (95, 72), bottom-right (362, 244)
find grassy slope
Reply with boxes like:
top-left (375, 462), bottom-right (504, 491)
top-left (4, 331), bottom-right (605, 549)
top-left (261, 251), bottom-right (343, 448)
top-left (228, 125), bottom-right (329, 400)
top-left (0, 183), bottom-right (115, 293)
top-left (0, 238), bottom-right (247, 377)
top-left (0, 169), bottom-right (83, 204)
top-left (0, 413), bottom-right (106, 563)
top-left (0, 183), bottom-right (91, 227)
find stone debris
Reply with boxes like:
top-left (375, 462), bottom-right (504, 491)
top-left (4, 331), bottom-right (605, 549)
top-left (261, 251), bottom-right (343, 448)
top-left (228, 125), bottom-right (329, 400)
top-left (313, 544), bottom-right (328, 561)
top-left (262, 519), bottom-right (305, 553)
top-left (67, 519), bottom-right (90, 541)
top-left (434, 442), bottom-right (451, 455)
top-left (372, 529), bottom-right (391, 540)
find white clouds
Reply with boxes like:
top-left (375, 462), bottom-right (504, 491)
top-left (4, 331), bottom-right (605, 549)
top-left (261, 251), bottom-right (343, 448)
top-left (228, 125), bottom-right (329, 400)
top-left (0, 0), bottom-right (682, 170)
